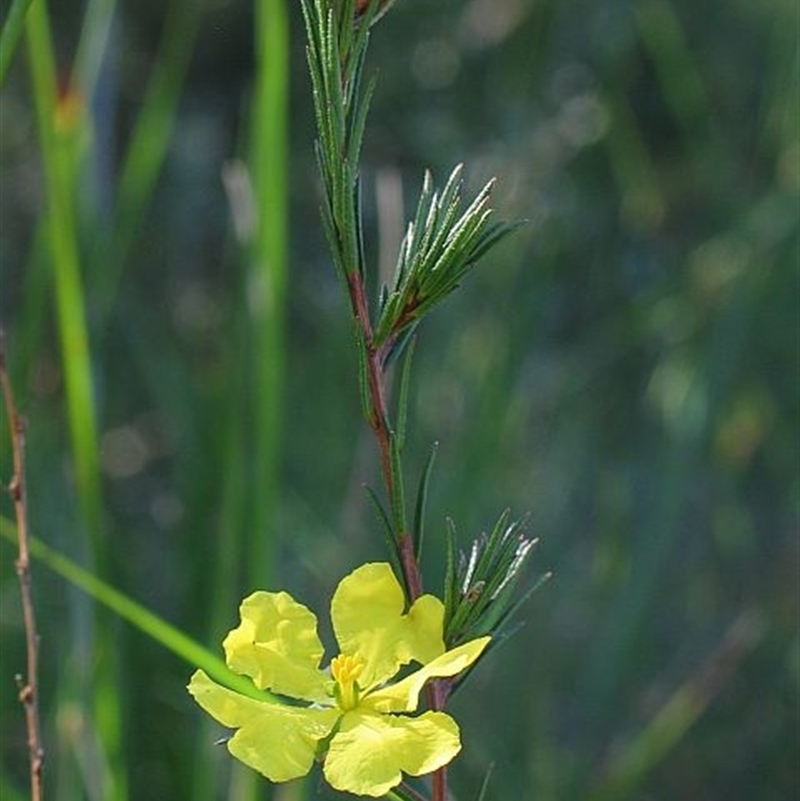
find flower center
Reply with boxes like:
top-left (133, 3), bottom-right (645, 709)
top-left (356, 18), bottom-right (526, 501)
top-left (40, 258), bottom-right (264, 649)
top-left (330, 653), bottom-right (365, 711)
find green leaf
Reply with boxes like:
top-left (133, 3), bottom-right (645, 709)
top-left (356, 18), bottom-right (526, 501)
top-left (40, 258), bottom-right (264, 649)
top-left (444, 511), bottom-right (546, 646)
top-left (443, 517), bottom-right (458, 625)
top-left (354, 325), bottom-right (373, 425)
top-left (303, 0), bottom-right (376, 279)
top-left (412, 442), bottom-right (438, 562)
top-left (363, 485), bottom-right (402, 580)
top-left (382, 319), bottom-right (419, 368)
top-left (385, 782), bottom-right (429, 801)
top-left (346, 55), bottom-right (376, 168)
top-left (395, 334), bottom-right (417, 450)
top-left (473, 762), bottom-right (496, 801)
top-left (468, 218), bottom-right (525, 263)
top-left (388, 433), bottom-right (406, 535)
top-left (374, 168), bottom-right (516, 348)
top-left (487, 570), bottom-right (552, 639)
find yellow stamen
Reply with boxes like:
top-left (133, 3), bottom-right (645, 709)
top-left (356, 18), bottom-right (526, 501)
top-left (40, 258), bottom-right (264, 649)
top-left (331, 654), bottom-right (365, 710)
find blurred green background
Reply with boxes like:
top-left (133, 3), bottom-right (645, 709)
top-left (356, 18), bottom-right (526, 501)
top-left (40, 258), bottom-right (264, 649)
top-left (1, 0), bottom-right (797, 799)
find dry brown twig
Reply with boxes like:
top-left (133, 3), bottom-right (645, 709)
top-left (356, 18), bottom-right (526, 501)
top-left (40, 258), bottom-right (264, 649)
top-left (0, 332), bottom-right (44, 801)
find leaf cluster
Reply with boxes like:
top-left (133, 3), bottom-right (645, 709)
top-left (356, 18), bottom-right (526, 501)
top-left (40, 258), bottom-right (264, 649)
top-left (444, 510), bottom-right (550, 649)
top-left (302, 0), bottom-right (518, 360)
top-left (374, 165), bottom-right (520, 364)
top-left (302, 0), bottom-right (377, 282)
top-left (302, 1), bottom-right (543, 648)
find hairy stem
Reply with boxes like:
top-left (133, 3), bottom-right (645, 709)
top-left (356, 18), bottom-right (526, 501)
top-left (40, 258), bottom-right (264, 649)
top-left (347, 272), bottom-right (428, 597)
top-left (320, 5), bottom-right (450, 799)
top-left (347, 242), bottom-right (446, 801)
top-left (347, 271), bottom-right (392, 487)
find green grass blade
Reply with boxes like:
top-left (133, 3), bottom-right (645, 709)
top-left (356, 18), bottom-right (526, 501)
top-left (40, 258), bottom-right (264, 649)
top-left (26, 7), bottom-right (129, 798)
top-left (635, 0), bottom-right (711, 139)
top-left (0, 0), bottom-right (34, 86)
top-left (0, 775), bottom-right (27, 801)
top-left (473, 762), bottom-right (495, 801)
top-left (96, 0), bottom-right (203, 314)
top-left (0, 516), bottom-right (272, 702)
top-left (73, 0), bottom-right (116, 101)
top-left (247, 0), bottom-right (289, 587)
top-left (587, 614), bottom-right (765, 801)
top-left (26, 0), bottom-right (103, 542)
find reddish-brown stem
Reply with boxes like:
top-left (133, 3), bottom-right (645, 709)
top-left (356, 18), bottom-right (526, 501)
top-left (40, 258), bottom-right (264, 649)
top-left (345, 274), bottom-right (449, 800)
top-left (347, 271), bottom-right (394, 496)
top-left (432, 765), bottom-right (448, 801)
top-left (0, 334), bottom-right (44, 801)
top-left (348, 276), bottom-right (426, 600)
top-left (426, 675), bottom-right (453, 800)
top-left (398, 533), bottom-right (423, 600)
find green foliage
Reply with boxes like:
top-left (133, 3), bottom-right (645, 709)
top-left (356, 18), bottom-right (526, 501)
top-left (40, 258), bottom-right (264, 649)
top-left (302, 0), bottom-right (377, 282)
top-left (374, 165), bottom-right (519, 359)
top-left (0, 0), bottom-right (796, 799)
top-left (443, 510), bottom-right (548, 649)
top-left (302, 6), bottom-right (525, 650)
top-left (303, 0), bottom-right (517, 367)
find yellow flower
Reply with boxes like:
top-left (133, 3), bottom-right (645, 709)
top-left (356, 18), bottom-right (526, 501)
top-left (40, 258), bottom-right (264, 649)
top-left (188, 562), bottom-right (490, 797)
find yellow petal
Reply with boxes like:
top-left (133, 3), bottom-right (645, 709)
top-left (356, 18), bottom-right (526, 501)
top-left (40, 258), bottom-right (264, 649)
top-left (223, 590), bottom-right (329, 702)
top-left (323, 709), bottom-right (461, 797)
top-left (331, 562), bottom-right (446, 688)
top-left (365, 636), bottom-right (490, 713)
top-left (188, 670), bottom-right (339, 782)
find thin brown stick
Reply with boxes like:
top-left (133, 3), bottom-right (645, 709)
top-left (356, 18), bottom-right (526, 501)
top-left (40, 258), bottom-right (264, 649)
top-left (0, 332), bottom-right (44, 801)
